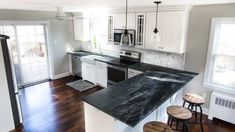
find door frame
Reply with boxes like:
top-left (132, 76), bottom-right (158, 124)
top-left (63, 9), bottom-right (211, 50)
top-left (0, 21), bottom-right (54, 81)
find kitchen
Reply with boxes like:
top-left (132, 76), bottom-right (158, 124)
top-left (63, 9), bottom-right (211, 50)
top-left (0, 0), bottom-right (235, 132)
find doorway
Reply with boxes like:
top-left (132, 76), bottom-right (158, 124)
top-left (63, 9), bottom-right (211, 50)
top-left (0, 24), bottom-right (50, 87)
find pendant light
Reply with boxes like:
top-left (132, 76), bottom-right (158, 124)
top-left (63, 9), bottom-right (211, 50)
top-left (120, 0), bottom-right (132, 46)
top-left (152, 1), bottom-right (162, 42)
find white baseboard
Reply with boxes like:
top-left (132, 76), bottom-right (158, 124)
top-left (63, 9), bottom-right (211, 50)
top-left (52, 72), bottom-right (71, 80)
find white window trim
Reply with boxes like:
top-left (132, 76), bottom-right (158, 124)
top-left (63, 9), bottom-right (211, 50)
top-left (204, 17), bottom-right (235, 93)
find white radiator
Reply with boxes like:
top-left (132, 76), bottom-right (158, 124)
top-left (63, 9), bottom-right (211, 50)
top-left (209, 91), bottom-right (235, 124)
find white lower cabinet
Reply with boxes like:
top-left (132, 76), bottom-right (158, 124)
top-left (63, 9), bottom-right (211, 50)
top-left (82, 61), bottom-right (107, 87)
top-left (82, 62), bottom-right (96, 84)
top-left (96, 61), bottom-right (107, 87)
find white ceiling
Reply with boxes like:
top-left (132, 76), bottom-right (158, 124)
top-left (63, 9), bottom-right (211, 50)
top-left (0, 0), bottom-right (235, 12)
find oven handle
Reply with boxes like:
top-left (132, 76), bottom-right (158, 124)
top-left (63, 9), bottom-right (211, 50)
top-left (108, 64), bottom-right (126, 72)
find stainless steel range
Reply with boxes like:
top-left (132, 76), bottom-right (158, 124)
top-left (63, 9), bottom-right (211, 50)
top-left (107, 50), bottom-right (141, 86)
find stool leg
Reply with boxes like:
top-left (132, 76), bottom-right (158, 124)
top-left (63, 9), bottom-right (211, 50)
top-left (183, 121), bottom-right (188, 132)
top-left (170, 118), bottom-right (173, 128)
top-left (195, 106), bottom-right (198, 123)
top-left (176, 121), bottom-right (178, 130)
top-left (190, 104), bottom-right (194, 113)
top-left (183, 101), bottom-right (186, 107)
top-left (183, 121), bottom-right (185, 132)
top-left (184, 121), bottom-right (188, 132)
top-left (167, 117), bottom-right (170, 125)
top-left (199, 105), bottom-right (204, 132)
top-left (188, 103), bottom-right (191, 110)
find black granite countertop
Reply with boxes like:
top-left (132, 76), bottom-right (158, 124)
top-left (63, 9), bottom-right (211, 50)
top-left (82, 70), bottom-right (197, 127)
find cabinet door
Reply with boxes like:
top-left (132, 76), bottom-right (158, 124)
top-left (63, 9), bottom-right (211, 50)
top-left (145, 12), bottom-right (164, 50)
top-left (127, 13), bottom-right (136, 29)
top-left (89, 64), bottom-right (96, 84)
top-left (135, 13), bottom-right (146, 48)
top-left (74, 19), bottom-right (90, 41)
top-left (82, 62), bottom-right (89, 81)
top-left (162, 11), bottom-right (185, 53)
top-left (113, 14), bottom-right (125, 29)
top-left (96, 61), bottom-right (107, 87)
top-left (113, 13), bottom-right (136, 29)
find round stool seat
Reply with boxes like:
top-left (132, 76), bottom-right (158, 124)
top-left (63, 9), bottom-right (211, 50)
top-left (144, 121), bottom-right (173, 132)
top-left (167, 105), bottom-right (192, 120)
top-left (183, 93), bottom-right (205, 104)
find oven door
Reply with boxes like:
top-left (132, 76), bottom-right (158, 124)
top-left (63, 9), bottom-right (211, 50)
top-left (107, 65), bottom-right (127, 85)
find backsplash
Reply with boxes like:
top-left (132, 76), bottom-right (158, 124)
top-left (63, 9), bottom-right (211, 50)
top-left (77, 42), bottom-right (185, 70)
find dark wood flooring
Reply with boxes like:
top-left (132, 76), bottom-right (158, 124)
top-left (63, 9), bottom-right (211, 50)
top-left (12, 76), bottom-right (235, 132)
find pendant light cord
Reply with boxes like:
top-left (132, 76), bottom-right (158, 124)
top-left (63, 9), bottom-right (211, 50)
top-left (125, 0), bottom-right (128, 30)
top-left (155, 2), bottom-right (158, 29)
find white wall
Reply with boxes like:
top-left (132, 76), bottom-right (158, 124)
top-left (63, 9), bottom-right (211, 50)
top-left (0, 9), bottom-right (70, 77)
top-left (0, 41), bottom-right (15, 131)
top-left (184, 3), bottom-right (235, 109)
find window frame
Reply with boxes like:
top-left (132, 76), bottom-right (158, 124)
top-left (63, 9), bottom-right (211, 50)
top-left (204, 17), bottom-right (235, 93)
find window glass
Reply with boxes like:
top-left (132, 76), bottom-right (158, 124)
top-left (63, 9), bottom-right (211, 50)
top-left (210, 23), bottom-right (235, 88)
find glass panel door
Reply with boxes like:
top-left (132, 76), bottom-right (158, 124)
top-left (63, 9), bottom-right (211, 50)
top-left (0, 24), bottom-right (49, 86)
top-left (16, 25), bottom-right (49, 85)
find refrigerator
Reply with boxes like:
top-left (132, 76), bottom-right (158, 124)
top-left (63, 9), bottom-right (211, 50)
top-left (0, 34), bottom-right (23, 127)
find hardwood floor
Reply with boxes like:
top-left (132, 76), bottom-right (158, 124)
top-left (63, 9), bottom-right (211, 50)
top-left (13, 76), bottom-right (235, 132)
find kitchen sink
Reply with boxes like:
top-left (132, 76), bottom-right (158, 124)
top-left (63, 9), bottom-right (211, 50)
top-left (81, 55), bottom-right (115, 64)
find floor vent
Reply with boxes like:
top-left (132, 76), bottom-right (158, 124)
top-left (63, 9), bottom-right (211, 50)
top-left (215, 97), bottom-right (235, 110)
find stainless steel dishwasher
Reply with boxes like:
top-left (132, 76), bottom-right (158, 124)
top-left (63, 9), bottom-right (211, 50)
top-left (72, 52), bottom-right (91, 77)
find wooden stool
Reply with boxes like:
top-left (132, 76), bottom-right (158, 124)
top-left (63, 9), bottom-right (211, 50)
top-left (144, 121), bottom-right (173, 132)
top-left (167, 105), bottom-right (192, 132)
top-left (183, 93), bottom-right (205, 132)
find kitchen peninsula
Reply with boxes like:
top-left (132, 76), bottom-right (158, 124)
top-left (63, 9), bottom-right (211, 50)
top-left (82, 68), bottom-right (197, 132)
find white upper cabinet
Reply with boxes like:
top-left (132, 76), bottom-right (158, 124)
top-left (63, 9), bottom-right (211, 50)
top-left (74, 18), bottom-right (91, 41)
top-left (113, 13), bottom-right (136, 29)
top-left (145, 9), bottom-right (189, 54)
top-left (162, 11), bottom-right (187, 54)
